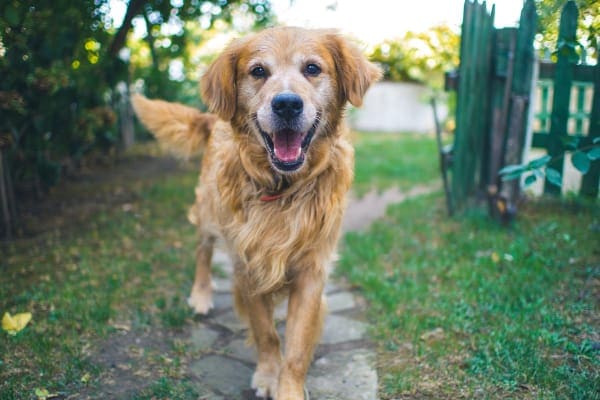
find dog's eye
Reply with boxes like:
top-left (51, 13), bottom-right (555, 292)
top-left (250, 66), bottom-right (267, 78)
top-left (305, 63), bottom-right (321, 76)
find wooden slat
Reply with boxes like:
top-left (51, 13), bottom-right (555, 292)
top-left (538, 62), bottom-right (596, 82)
top-left (532, 132), bottom-right (587, 148)
top-left (451, 0), bottom-right (495, 209)
top-left (580, 58), bottom-right (600, 197)
top-left (545, 1), bottom-right (578, 195)
top-left (500, 0), bottom-right (537, 204)
top-left (451, 0), bottom-right (477, 207)
top-left (486, 28), bottom-right (516, 189)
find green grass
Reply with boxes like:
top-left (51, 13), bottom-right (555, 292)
top-left (0, 132), bottom-right (437, 398)
top-left (351, 132), bottom-right (439, 195)
top-left (339, 194), bottom-right (599, 399)
top-left (0, 162), bottom-right (201, 398)
top-left (2, 133), bottom-right (597, 399)
top-left (132, 377), bottom-right (199, 400)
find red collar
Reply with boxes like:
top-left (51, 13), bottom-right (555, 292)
top-left (260, 192), bottom-right (285, 202)
top-left (260, 174), bottom-right (290, 202)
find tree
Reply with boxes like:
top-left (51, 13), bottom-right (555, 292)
top-left (0, 0), bottom-right (273, 237)
top-left (112, 0), bottom-right (272, 100)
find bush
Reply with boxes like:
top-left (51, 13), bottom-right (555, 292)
top-left (370, 24), bottom-right (460, 89)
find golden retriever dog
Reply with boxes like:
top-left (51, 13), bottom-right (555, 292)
top-left (132, 26), bottom-right (380, 400)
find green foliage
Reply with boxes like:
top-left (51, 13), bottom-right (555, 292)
top-left (0, 0), bottom-right (122, 192)
top-left (125, 0), bottom-right (272, 102)
top-left (133, 377), bottom-right (198, 400)
top-left (499, 140), bottom-right (600, 188)
top-left (339, 192), bottom-right (599, 398)
top-left (0, 0), bottom-right (273, 198)
top-left (534, 0), bottom-right (599, 61)
top-left (369, 25), bottom-right (460, 88)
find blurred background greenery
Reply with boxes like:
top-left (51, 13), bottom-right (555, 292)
top-left (0, 0), bottom-right (597, 235)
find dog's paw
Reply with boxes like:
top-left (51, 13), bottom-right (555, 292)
top-left (187, 288), bottom-right (213, 315)
top-left (251, 368), bottom-right (279, 399)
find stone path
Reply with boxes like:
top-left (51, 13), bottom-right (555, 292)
top-left (188, 185), bottom-right (439, 399)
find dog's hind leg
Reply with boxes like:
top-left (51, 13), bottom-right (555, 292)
top-left (187, 234), bottom-right (216, 314)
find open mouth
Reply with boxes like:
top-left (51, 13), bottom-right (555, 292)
top-left (255, 114), bottom-right (320, 172)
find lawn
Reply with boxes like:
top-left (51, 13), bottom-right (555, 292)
top-left (351, 132), bottom-right (439, 195)
top-left (2, 132), bottom-right (430, 398)
top-left (0, 154), bottom-right (202, 398)
top-left (1, 132), bottom-right (597, 399)
top-left (339, 194), bottom-right (599, 399)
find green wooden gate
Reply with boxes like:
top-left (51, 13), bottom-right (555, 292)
top-left (445, 0), bottom-right (598, 220)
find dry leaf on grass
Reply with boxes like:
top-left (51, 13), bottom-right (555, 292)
top-left (2, 312), bottom-right (32, 336)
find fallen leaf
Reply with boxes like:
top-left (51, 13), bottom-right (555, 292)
top-left (420, 327), bottom-right (445, 342)
top-left (34, 388), bottom-right (59, 400)
top-left (490, 252), bottom-right (500, 263)
top-left (2, 312), bottom-right (32, 335)
top-left (81, 372), bottom-right (91, 384)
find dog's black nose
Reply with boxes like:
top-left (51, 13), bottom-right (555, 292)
top-left (271, 93), bottom-right (303, 120)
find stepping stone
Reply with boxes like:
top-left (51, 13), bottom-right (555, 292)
top-left (212, 250), bottom-right (234, 274)
top-left (325, 280), bottom-right (346, 294)
top-left (275, 290), bottom-right (356, 320)
top-left (274, 299), bottom-right (288, 321)
top-left (213, 277), bottom-right (233, 293)
top-left (223, 338), bottom-right (256, 364)
top-left (190, 355), bottom-right (252, 399)
top-left (190, 324), bottom-right (220, 351)
top-left (326, 291), bottom-right (356, 313)
top-left (307, 349), bottom-right (377, 400)
top-left (320, 315), bottom-right (368, 345)
top-left (194, 384), bottom-right (225, 400)
top-left (213, 292), bottom-right (233, 311)
top-left (212, 310), bottom-right (246, 332)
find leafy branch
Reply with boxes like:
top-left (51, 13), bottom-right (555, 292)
top-left (499, 137), bottom-right (600, 187)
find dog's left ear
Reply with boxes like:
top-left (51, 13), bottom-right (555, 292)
top-left (326, 34), bottom-right (382, 107)
top-left (200, 37), bottom-right (246, 120)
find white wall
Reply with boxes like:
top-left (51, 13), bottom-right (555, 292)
top-left (349, 81), bottom-right (447, 133)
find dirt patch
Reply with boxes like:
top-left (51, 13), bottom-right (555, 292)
top-left (10, 150), bottom-right (194, 240)
top-left (342, 184), bottom-right (440, 232)
top-left (78, 327), bottom-right (192, 399)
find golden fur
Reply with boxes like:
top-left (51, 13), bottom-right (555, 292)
top-left (131, 26), bottom-right (380, 400)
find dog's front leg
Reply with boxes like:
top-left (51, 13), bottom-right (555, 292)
top-left (277, 269), bottom-right (326, 400)
top-left (240, 292), bottom-right (282, 399)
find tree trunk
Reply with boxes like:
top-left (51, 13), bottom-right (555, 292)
top-left (108, 0), bottom-right (146, 57)
top-left (142, 10), bottom-right (160, 70)
top-left (0, 150), bottom-right (12, 239)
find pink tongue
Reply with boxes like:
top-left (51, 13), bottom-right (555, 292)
top-left (273, 130), bottom-right (303, 162)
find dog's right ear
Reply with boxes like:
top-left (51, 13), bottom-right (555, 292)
top-left (200, 38), bottom-right (245, 121)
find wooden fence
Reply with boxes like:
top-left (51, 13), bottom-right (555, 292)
top-left (445, 0), bottom-right (599, 219)
top-left (531, 1), bottom-right (599, 196)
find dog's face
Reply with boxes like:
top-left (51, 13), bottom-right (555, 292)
top-left (201, 27), bottom-right (381, 174)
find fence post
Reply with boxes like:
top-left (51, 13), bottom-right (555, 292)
top-left (580, 58), bottom-right (600, 197)
top-left (451, 0), bottom-right (495, 209)
top-left (545, 1), bottom-right (578, 195)
top-left (486, 28), bottom-right (516, 192)
top-left (499, 0), bottom-right (537, 205)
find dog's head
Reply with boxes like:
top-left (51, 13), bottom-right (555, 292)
top-left (201, 27), bottom-right (381, 174)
